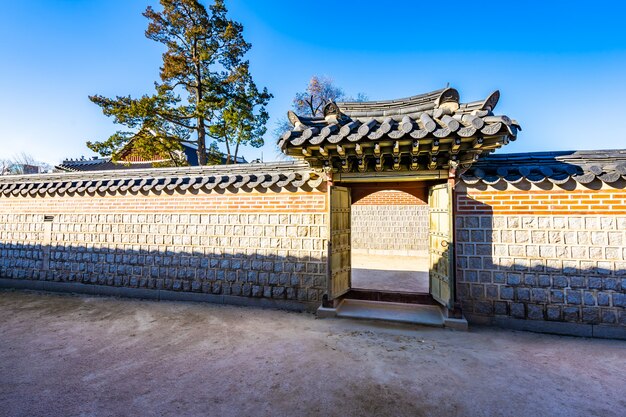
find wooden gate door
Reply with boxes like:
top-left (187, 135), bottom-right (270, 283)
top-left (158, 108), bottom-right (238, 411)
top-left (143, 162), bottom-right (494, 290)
top-left (329, 186), bottom-right (351, 299)
top-left (428, 183), bottom-right (455, 309)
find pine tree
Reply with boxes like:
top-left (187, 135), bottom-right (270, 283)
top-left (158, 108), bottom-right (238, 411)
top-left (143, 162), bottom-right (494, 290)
top-left (88, 0), bottom-right (271, 165)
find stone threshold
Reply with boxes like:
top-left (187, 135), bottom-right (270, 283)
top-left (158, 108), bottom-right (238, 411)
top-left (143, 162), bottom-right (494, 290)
top-left (319, 299), bottom-right (468, 330)
top-left (0, 278), bottom-right (317, 313)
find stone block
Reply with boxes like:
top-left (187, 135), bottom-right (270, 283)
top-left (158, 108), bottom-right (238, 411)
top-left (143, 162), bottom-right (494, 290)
top-left (531, 288), bottom-right (548, 303)
top-left (584, 217), bottom-right (600, 230)
top-left (546, 306), bottom-right (561, 321)
top-left (591, 232), bottom-right (608, 246)
top-left (475, 244), bottom-right (491, 255)
top-left (471, 284), bottom-right (484, 299)
top-left (548, 231), bottom-right (562, 244)
top-left (603, 278), bottom-right (620, 291)
top-left (566, 290), bottom-right (582, 305)
top-left (465, 216), bottom-right (479, 228)
top-left (465, 270), bottom-right (478, 283)
top-left (479, 271), bottom-right (492, 283)
top-left (494, 301), bottom-right (508, 315)
top-left (500, 286), bottom-right (514, 300)
top-left (251, 285), bottom-right (262, 297)
top-left (550, 289), bottom-right (564, 304)
top-left (562, 307), bottom-right (579, 322)
top-left (507, 273), bottom-right (522, 286)
top-left (457, 283), bottom-right (470, 298)
top-left (516, 288), bottom-right (530, 302)
top-left (563, 231), bottom-right (578, 245)
top-left (570, 276), bottom-right (585, 288)
top-left (510, 303), bottom-right (525, 319)
top-left (474, 301), bottom-right (493, 315)
top-left (582, 307), bottom-right (600, 324)
top-left (553, 275), bottom-right (568, 288)
top-left (600, 309), bottom-right (616, 324)
top-left (272, 286), bottom-right (285, 299)
top-left (583, 291), bottom-right (596, 306)
top-left (538, 275), bottom-right (551, 287)
top-left (527, 304), bottom-right (544, 320)
top-left (600, 217), bottom-right (615, 230)
top-left (608, 232), bottom-right (623, 246)
top-left (605, 247), bottom-right (620, 260)
top-left (613, 293), bottom-right (626, 308)
top-left (524, 274), bottom-right (537, 286)
top-left (588, 277), bottom-right (603, 289)
top-left (531, 231), bottom-right (547, 244)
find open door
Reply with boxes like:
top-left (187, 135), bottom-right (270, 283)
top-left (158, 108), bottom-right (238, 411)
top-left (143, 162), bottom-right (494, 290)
top-left (428, 183), bottom-right (455, 309)
top-left (329, 185), bottom-right (351, 299)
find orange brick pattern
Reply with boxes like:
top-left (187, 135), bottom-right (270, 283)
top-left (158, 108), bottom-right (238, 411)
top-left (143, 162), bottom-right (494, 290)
top-left (457, 189), bottom-right (626, 215)
top-left (353, 190), bottom-right (425, 205)
top-left (0, 191), bottom-right (327, 214)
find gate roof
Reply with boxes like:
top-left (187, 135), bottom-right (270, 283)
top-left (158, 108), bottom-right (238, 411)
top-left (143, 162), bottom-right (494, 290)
top-left (279, 87), bottom-right (520, 173)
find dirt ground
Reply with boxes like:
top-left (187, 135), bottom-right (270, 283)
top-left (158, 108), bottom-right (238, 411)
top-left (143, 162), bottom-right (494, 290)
top-left (351, 252), bottom-right (429, 293)
top-left (0, 290), bottom-right (624, 417)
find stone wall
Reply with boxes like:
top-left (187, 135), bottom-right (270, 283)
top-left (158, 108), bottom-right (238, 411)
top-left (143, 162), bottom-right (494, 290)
top-left (455, 184), bottom-right (626, 333)
top-left (351, 191), bottom-right (429, 255)
top-left (0, 189), bottom-right (328, 310)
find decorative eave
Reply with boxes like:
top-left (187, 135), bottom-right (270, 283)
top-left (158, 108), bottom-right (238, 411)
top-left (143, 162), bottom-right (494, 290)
top-left (0, 161), bottom-right (325, 197)
top-left (279, 87), bottom-right (520, 173)
top-left (459, 149), bottom-right (626, 187)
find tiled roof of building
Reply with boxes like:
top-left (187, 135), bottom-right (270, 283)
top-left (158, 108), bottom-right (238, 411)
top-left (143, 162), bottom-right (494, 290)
top-left (0, 161), bottom-right (323, 196)
top-left (55, 151), bottom-right (247, 172)
top-left (55, 157), bottom-right (156, 172)
top-left (279, 87), bottom-right (520, 172)
top-left (460, 149), bottom-right (626, 186)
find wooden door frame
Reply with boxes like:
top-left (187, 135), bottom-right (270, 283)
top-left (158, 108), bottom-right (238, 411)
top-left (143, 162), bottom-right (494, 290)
top-left (328, 172), bottom-right (456, 308)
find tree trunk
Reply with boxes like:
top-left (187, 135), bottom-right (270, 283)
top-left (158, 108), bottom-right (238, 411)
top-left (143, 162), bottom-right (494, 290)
top-left (197, 118), bottom-right (207, 165)
top-left (233, 139), bottom-right (240, 164)
top-left (224, 139), bottom-right (231, 164)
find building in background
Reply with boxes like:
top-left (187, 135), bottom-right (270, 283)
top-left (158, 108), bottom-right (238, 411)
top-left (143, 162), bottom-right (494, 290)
top-left (56, 140), bottom-right (246, 172)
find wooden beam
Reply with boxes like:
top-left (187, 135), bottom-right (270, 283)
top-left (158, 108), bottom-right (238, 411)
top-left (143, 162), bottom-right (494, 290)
top-left (334, 170), bottom-right (447, 183)
top-left (451, 137), bottom-right (461, 153)
top-left (340, 158), bottom-right (350, 173)
top-left (431, 139), bottom-right (440, 154)
top-left (355, 143), bottom-right (363, 156)
top-left (428, 156), bottom-right (438, 170)
top-left (336, 144), bottom-right (345, 157)
top-left (411, 140), bottom-right (420, 155)
top-left (393, 156), bottom-right (401, 171)
top-left (357, 156), bottom-right (366, 172)
top-left (473, 137), bottom-right (484, 149)
top-left (375, 156), bottom-right (383, 172)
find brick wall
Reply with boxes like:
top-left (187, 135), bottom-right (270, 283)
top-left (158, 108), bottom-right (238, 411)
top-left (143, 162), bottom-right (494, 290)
top-left (351, 190), bottom-right (429, 254)
top-left (0, 189), bottom-right (329, 309)
top-left (353, 190), bottom-right (426, 206)
top-left (456, 183), bottom-right (626, 329)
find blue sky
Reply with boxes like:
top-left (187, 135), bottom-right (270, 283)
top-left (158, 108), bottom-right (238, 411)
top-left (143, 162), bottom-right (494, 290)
top-left (0, 0), bottom-right (625, 165)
